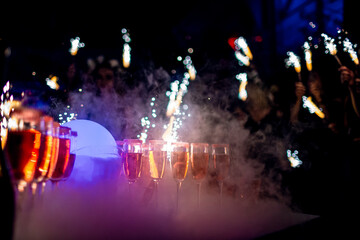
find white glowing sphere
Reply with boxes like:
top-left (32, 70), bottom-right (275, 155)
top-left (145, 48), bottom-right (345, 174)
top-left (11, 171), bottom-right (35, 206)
top-left (62, 119), bottom-right (119, 159)
top-left (62, 120), bottom-right (121, 182)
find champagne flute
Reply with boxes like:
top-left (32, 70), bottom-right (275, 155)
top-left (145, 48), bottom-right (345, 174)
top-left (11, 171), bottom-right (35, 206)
top-left (50, 126), bottom-right (71, 187)
top-left (32, 115), bottom-right (54, 195)
top-left (212, 144), bottom-right (230, 207)
top-left (42, 122), bottom-right (60, 190)
top-left (4, 107), bottom-right (42, 193)
top-left (148, 140), bottom-right (167, 207)
top-left (62, 130), bottom-right (77, 180)
top-left (190, 143), bottom-right (209, 208)
top-left (170, 142), bottom-right (189, 211)
top-left (122, 139), bottom-right (142, 198)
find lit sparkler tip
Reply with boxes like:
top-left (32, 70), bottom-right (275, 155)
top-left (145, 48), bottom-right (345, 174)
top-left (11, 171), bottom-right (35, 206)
top-left (303, 42), bottom-right (313, 71)
top-left (287, 150), bottom-right (303, 168)
top-left (235, 51), bottom-right (250, 66)
top-left (285, 51), bottom-right (301, 73)
top-left (302, 96), bottom-right (325, 119)
top-left (187, 64), bottom-right (196, 80)
top-left (236, 73), bottom-right (248, 101)
top-left (343, 38), bottom-right (359, 65)
top-left (46, 75), bottom-right (60, 90)
top-left (69, 37), bottom-right (85, 56)
top-left (234, 37), bottom-right (253, 60)
top-left (122, 28), bottom-right (131, 68)
top-left (122, 43), bottom-right (131, 68)
top-left (321, 33), bottom-right (337, 55)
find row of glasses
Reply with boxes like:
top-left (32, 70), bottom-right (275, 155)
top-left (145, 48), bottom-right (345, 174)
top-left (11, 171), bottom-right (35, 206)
top-left (173, 142), bottom-right (230, 209)
top-left (4, 106), bottom-right (77, 198)
top-left (119, 139), bottom-right (230, 209)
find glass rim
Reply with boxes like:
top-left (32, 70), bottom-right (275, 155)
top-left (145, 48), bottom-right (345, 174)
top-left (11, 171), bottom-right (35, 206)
top-left (190, 142), bottom-right (209, 146)
top-left (171, 141), bottom-right (189, 146)
top-left (123, 139), bottom-right (143, 144)
top-left (148, 139), bottom-right (167, 144)
top-left (211, 143), bottom-right (229, 147)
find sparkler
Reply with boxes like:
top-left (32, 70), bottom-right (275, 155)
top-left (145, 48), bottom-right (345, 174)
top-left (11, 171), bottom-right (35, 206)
top-left (162, 64), bottom-right (191, 142)
top-left (234, 37), bottom-right (253, 60)
top-left (302, 96), bottom-right (325, 119)
top-left (69, 37), bottom-right (85, 56)
top-left (303, 42), bottom-right (313, 71)
top-left (236, 73), bottom-right (248, 101)
top-left (286, 150), bottom-right (303, 168)
top-left (183, 55), bottom-right (196, 80)
top-left (122, 28), bottom-right (131, 68)
top-left (235, 51), bottom-right (250, 66)
top-left (285, 51), bottom-right (301, 81)
top-left (343, 38), bottom-right (359, 65)
top-left (0, 81), bottom-right (14, 149)
top-left (321, 33), bottom-right (342, 66)
top-left (46, 75), bottom-right (60, 90)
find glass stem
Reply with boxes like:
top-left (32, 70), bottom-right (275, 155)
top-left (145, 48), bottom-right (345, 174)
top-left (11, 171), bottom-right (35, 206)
top-left (176, 181), bottom-right (182, 212)
top-left (197, 182), bottom-right (201, 208)
top-left (154, 181), bottom-right (158, 208)
top-left (128, 181), bottom-right (133, 202)
top-left (219, 181), bottom-right (223, 208)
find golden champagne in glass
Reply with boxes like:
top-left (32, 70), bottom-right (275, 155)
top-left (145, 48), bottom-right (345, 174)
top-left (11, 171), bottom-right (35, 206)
top-left (171, 142), bottom-right (189, 211)
top-left (190, 143), bottom-right (209, 207)
top-left (212, 144), bottom-right (230, 207)
top-left (148, 140), bottom-right (167, 207)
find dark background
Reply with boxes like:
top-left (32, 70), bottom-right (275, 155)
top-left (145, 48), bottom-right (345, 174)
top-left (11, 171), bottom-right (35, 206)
top-left (0, 0), bottom-right (355, 91)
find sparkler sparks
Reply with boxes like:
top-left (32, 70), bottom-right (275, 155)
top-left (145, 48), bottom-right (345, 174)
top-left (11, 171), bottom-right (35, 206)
top-left (343, 38), bottom-right (359, 65)
top-left (182, 55), bottom-right (196, 80)
top-left (287, 150), bottom-right (303, 168)
top-left (161, 54), bottom-right (193, 142)
top-left (138, 97), bottom-right (158, 142)
top-left (303, 42), bottom-right (313, 71)
top-left (1, 81), bottom-right (14, 148)
top-left (233, 36), bottom-right (252, 67)
top-left (69, 37), bottom-right (85, 56)
top-left (302, 96), bottom-right (325, 119)
top-left (321, 33), bottom-right (342, 65)
top-left (234, 37), bottom-right (253, 60)
top-left (285, 51), bottom-right (302, 81)
top-left (122, 28), bottom-right (131, 68)
top-left (236, 73), bottom-right (248, 101)
top-left (235, 51), bottom-right (250, 66)
top-left (285, 51), bottom-right (301, 74)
